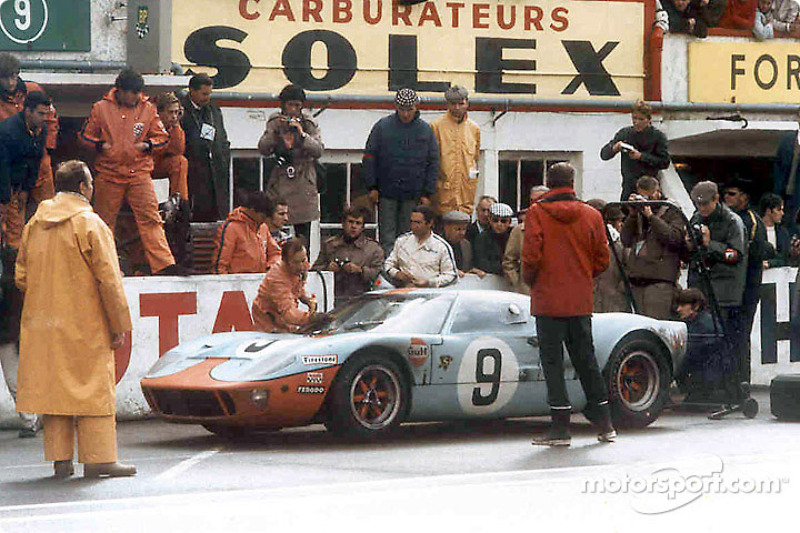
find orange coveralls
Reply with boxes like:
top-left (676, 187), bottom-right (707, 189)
top-left (80, 89), bottom-right (175, 274)
top-left (251, 260), bottom-right (311, 333)
top-left (0, 80), bottom-right (58, 249)
top-left (152, 123), bottom-right (188, 198)
top-left (213, 207), bottom-right (281, 274)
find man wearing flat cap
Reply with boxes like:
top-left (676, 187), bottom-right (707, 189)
top-left (723, 177), bottom-right (773, 383)
top-left (363, 88), bottom-right (439, 256)
top-left (441, 210), bottom-right (477, 277)
top-left (686, 181), bottom-right (747, 370)
top-left (430, 85), bottom-right (481, 216)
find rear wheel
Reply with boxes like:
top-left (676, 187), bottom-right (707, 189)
top-left (325, 355), bottom-right (408, 439)
top-left (605, 337), bottom-right (671, 429)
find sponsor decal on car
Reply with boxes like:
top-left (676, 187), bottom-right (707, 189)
top-left (306, 372), bottom-right (324, 384)
top-left (408, 338), bottom-right (429, 367)
top-left (297, 386), bottom-right (326, 394)
top-left (301, 355), bottom-right (338, 365)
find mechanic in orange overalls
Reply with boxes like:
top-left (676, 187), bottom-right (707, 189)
top-left (152, 92), bottom-right (188, 198)
top-left (213, 190), bottom-right (277, 274)
top-left (79, 69), bottom-right (179, 275)
top-left (0, 52), bottom-right (58, 249)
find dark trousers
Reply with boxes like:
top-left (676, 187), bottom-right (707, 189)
top-left (536, 315), bottom-right (609, 409)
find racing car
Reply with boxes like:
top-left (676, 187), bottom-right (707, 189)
top-left (140, 289), bottom-right (687, 438)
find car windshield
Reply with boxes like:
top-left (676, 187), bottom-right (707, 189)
top-left (303, 293), bottom-right (455, 335)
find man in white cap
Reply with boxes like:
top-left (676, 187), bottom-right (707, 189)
top-left (431, 85), bottom-right (481, 216)
top-left (440, 210), bottom-right (477, 277)
top-left (363, 88), bottom-right (439, 255)
top-left (473, 202), bottom-right (514, 275)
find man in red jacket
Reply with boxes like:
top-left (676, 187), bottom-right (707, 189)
top-left (522, 163), bottom-right (615, 446)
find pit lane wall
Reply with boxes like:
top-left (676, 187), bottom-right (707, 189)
top-left (0, 268), bottom-right (797, 426)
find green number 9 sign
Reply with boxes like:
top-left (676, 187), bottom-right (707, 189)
top-left (0, 0), bottom-right (48, 45)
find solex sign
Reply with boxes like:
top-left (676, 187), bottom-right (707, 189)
top-left (0, 0), bottom-right (89, 51)
top-left (172, 0), bottom-right (645, 99)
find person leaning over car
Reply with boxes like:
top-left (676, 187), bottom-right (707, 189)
top-left (213, 190), bottom-right (274, 274)
top-left (312, 205), bottom-right (384, 307)
top-left (522, 162), bottom-right (615, 447)
top-left (252, 237), bottom-right (328, 333)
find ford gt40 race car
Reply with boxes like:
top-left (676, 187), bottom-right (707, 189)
top-left (141, 290), bottom-right (687, 439)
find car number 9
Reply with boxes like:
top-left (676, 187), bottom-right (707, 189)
top-left (457, 337), bottom-right (519, 415)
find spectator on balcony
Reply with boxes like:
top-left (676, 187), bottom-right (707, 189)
top-left (664, 0), bottom-right (726, 38)
top-left (466, 195), bottom-right (496, 246)
top-left (600, 100), bottom-right (670, 201)
top-left (213, 190), bottom-right (274, 274)
top-left (753, 0), bottom-right (776, 39)
top-left (759, 193), bottom-right (794, 268)
top-left (768, 0), bottom-right (800, 35)
top-left (719, 0), bottom-right (757, 29)
top-left (473, 202), bottom-right (514, 275)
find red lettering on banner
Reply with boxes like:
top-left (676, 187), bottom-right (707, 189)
top-left (270, 0), bottom-right (296, 21)
top-left (364, 0), bottom-right (382, 24)
top-left (213, 291), bottom-right (256, 333)
top-left (497, 5), bottom-right (516, 30)
top-left (393, 3), bottom-right (412, 25)
top-left (140, 292), bottom-right (198, 356)
top-left (473, 3), bottom-right (490, 29)
top-left (550, 7), bottom-right (569, 32)
top-left (303, 0), bottom-right (323, 22)
top-left (418, 2), bottom-right (442, 27)
top-left (239, 0), bottom-right (260, 20)
top-left (114, 331), bottom-right (132, 384)
top-left (524, 5), bottom-right (544, 31)
top-left (334, 0), bottom-right (353, 23)
top-left (446, 2), bottom-right (465, 28)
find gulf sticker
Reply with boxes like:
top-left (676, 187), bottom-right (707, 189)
top-left (408, 338), bottom-right (429, 367)
top-left (301, 354), bottom-right (338, 365)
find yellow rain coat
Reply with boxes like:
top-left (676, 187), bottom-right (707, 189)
top-left (15, 192), bottom-right (132, 415)
top-left (430, 112), bottom-right (481, 215)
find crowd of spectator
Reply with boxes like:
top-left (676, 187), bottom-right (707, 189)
top-left (655, 0), bottom-right (800, 39)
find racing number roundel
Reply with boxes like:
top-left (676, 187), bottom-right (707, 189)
top-left (457, 337), bottom-right (519, 415)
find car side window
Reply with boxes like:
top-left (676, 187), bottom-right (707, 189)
top-left (450, 297), bottom-right (531, 334)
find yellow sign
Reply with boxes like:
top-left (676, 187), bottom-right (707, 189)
top-left (690, 41), bottom-right (800, 104)
top-left (172, 0), bottom-right (644, 99)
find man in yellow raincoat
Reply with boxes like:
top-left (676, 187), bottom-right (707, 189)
top-left (15, 160), bottom-right (136, 479)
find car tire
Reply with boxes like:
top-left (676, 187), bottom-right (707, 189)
top-left (605, 336), bottom-right (671, 429)
top-left (325, 355), bottom-right (408, 439)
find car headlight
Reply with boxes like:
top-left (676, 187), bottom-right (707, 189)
top-left (250, 389), bottom-right (270, 409)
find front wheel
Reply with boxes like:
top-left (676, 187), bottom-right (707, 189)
top-left (605, 337), bottom-right (671, 429)
top-left (325, 355), bottom-right (408, 439)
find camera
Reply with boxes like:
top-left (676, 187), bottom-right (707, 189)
top-left (618, 141), bottom-right (635, 153)
top-left (691, 223), bottom-right (705, 243)
top-left (333, 257), bottom-right (350, 268)
top-left (630, 194), bottom-right (647, 202)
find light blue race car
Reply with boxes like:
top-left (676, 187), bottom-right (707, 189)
top-left (141, 289), bottom-right (687, 439)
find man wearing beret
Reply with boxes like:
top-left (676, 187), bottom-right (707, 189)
top-left (473, 202), bottom-right (514, 275)
top-left (363, 88), bottom-right (439, 256)
top-left (430, 85), bottom-right (481, 216)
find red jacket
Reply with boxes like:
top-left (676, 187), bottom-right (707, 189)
top-left (718, 0), bottom-right (757, 29)
top-left (213, 207), bottom-right (268, 274)
top-left (79, 89), bottom-right (168, 180)
top-left (522, 187), bottom-right (610, 317)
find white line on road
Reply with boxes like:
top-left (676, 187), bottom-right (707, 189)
top-left (154, 447), bottom-right (222, 482)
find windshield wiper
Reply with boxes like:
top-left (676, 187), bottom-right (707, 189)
top-left (343, 320), bottom-right (385, 331)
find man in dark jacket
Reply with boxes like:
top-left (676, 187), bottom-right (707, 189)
top-left (363, 88), bottom-right (439, 255)
top-left (723, 178), bottom-right (773, 383)
top-left (773, 107), bottom-right (800, 235)
top-left (441, 210), bottom-right (474, 276)
top-left (760, 193), bottom-right (793, 268)
top-left (473, 202), bottom-right (513, 275)
top-left (522, 163), bottom-right (615, 447)
top-left (312, 205), bottom-right (384, 307)
top-left (686, 181), bottom-right (747, 375)
top-left (180, 73), bottom-right (231, 222)
top-left (620, 175), bottom-right (686, 319)
top-left (601, 100), bottom-right (670, 201)
top-left (664, 0), bottom-right (727, 37)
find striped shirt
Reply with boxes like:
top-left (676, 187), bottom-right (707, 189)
top-left (384, 232), bottom-right (457, 288)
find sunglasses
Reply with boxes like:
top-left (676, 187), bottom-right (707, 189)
top-left (491, 217), bottom-right (512, 223)
top-left (724, 190), bottom-right (740, 196)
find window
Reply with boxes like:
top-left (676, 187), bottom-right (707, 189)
top-left (450, 297), bottom-right (531, 334)
top-left (318, 151), bottom-right (378, 242)
top-left (498, 153), bottom-right (577, 212)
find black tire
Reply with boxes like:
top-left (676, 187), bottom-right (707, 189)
top-left (742, 398), bottom-right (759, 419)
top-left (324, 355), bottom-right (408, 439)
top-left (605, 337), bottom-right (671, 429)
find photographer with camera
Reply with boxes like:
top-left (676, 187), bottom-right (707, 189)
top-left (258, 84), bottom-right (324, 243)
top-left (600, 100), bottom-right (670, 201)
top-left (313, 205), bottom-right (384, 307)
top-left (620, 176), bottom-right (686, 319)
top-left (685, 181), bottom-right (747, 358)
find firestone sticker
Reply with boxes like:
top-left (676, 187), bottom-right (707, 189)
top-left (301, 355), bottom-right (338, 365)
top-left (408, 338), bottom-right (429, 367)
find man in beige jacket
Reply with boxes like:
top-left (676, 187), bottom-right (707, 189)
top-left (15, 160), bottom-right (135, 479)
top-left (503, 186), bottom-right (548, 294)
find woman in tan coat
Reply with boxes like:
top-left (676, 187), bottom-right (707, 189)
top-left (15, 160), bottom-right (135, 479)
